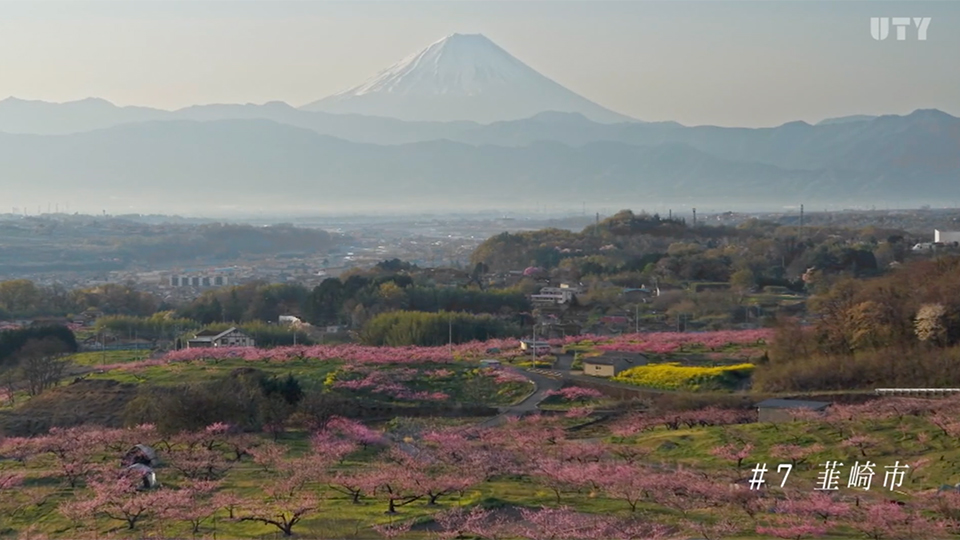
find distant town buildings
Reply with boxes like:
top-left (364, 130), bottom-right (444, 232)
top-left (169, 274), bottom-right (229, 288)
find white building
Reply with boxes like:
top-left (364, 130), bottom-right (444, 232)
top-left (519, 339), bottom-right (551, 352)
top-left (530, 285), bottom-right (581, 305)
top-left (935, 230), bottom-right (960, 244)
top-left (187, 327), bottom-right (255, 348)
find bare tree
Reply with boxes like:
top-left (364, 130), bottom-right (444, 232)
top-left (17, 338), bottom-right (70, 396)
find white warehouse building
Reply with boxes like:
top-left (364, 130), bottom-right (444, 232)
top-left (935, 229), bottom-right (960, 244)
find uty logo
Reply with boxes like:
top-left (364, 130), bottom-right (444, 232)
top-left (870, 17), bottom-right (931, 41)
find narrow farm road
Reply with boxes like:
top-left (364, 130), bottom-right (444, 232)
top-left (477, 368), bottom-right (562, 428)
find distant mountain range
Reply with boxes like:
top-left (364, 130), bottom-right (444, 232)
top-left (0, 32), bottom-right (957, 213)
top-left (2, 96), bottom-right (956, 174)
top-left (0, 108), bottom-right (957, 213)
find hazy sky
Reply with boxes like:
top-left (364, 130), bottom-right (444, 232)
top-left (0, 0), bottom-right (957, 127)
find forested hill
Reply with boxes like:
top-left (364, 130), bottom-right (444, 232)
top-left (469, 210), bottom-right (911, 286)
top-left (0, 218), bottom-right (339, 274)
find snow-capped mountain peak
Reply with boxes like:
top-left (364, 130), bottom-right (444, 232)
top-left (301, 34), bottom-right (634, 124)
top-left (341, 33), bottom-right (531, 97)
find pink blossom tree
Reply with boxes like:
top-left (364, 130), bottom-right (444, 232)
top-left (0, 436), bottom-right (39, 463)
top-left (213, 490), bottom-right (244, 519)
top-left (64, 467), bottom-right (175, 530)
top-left (920, 489), bottom-right (960, 524)
top-left (166, 437), bottom-right (232, 480)
top-left (847, 501), bottom-right (942, 540)
top-left (929, 411), bottom-right (960, 439)
top-left (0, 472), bottom-right (49, 531)
top-left (515, 506), bottom-right (671, 540)
top-left (329, 469), bottom-right (368, 504)
top-left (647, 470), bottom-right (722, 520)
top-left (779, 492), bottom-right (851, 524)
top-left (608, 414), bottom-right (657, 441)
top-left (684, 517), bottom-right (742, 540)
top-left (35, 426), bottom-right (108, 487)
top-left (239, 478), bottom-right (319, 537)
top-left (324, 416), bottom-right (386, 448)
top-left (604, 442), bottom-right (651, 464)
top-left (529, 456), bottom-right (590, 504)
top-left (361, 462), bottom-right (426, 514)
top-left (756, 515), bottom-right (830, 540)
top-left (434, 506), bottom-right (493, 540)
top-left (709, 442), bottom-right (754, 478)
top-left (373, 519), bottom-right (415, 539)
top-left (161, 479), bottom-right (221, 534)
top-left (545, 387), bottom-right (605, 404)
top-left (770, 443), bottom-right (824, 468)
top-left (596, 463), bottom-right (658, 512)
top-left (842, 434), bottom-right (880, 458)
top-left (248, 440), bottom-right (288, 473)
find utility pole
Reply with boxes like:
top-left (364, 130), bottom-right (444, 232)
top-left (448, 313), bottom-right (453, 359)
top-left (692, 208), bottom-right (697, 227)
top-left (532, 322), bottom-right (537, 366)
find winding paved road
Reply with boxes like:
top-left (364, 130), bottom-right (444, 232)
top-left (478, 368), bottom-right (562, 428)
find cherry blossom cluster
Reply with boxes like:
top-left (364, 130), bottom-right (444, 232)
top-left (544, 387), bottom-right (605, 402)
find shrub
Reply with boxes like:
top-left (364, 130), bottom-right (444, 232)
top-left (613, 362), bottom-right (755, 391)
top-left (121, 368), bottom-right (303, 434)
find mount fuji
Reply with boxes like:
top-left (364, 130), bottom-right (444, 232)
top-left (300, 33), bottom-right (635, 124)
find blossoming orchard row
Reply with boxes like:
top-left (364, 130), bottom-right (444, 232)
top-left (91, 330), bottom-right (774, 372)
top-left (3, 410), bottom-right (959, 540)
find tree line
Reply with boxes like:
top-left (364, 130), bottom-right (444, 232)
top-left (359, 311), bottom-right (521, 347)
top-left (756, 255), bottom-right (960, 391)
top-left (471, 209), bottom-right (911, 290)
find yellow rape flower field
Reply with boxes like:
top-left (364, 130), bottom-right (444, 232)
top-left (613, 362), bottom-right (755, 391)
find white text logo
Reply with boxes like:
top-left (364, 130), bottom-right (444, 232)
top-left (870, 17), bottom-right (931, 41)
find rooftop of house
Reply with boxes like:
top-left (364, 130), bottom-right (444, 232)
top-left (190, 327), bottom-right (243, 342)
top-left (600, 350), bottom-right (647, 360)
top-left (584, 355), bottom-right (643, 368)
top-left (582, 358), bottom-right (617, 366)
top-left (755, 398), bottom-right (831, 410)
